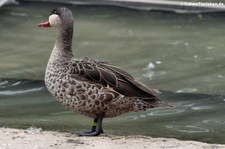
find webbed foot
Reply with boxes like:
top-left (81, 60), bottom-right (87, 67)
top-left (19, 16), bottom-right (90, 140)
top-left (72, 113), bottom-right (104, 137)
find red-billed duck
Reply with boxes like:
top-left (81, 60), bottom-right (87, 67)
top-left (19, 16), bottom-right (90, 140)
top-left (38, 7), bottom-right (171, 136)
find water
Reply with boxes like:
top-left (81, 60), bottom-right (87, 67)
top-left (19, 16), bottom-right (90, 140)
top-left (1, 1), bottom-right (225, 144)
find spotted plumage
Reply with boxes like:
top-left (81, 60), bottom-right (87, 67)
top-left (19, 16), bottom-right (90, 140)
top-left (39, 7), bottom-right (171, 136)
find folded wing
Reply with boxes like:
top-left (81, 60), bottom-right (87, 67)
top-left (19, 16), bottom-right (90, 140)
top-left (71, 57), bottom-right (160, 99)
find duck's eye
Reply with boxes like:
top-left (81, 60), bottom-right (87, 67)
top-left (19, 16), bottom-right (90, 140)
top-left (51, 10), bottom-right (58, 15)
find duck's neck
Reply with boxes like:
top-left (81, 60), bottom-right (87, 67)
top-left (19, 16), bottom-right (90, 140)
top-left (51, 24), bottom-right (74, 62)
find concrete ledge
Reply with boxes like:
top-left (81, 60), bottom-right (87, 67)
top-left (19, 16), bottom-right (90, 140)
top-left (10, 0), bottom-right (225, 13)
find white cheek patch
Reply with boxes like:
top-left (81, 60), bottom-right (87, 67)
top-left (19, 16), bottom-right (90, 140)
top-left (49, 14), bottom-right (61, 27)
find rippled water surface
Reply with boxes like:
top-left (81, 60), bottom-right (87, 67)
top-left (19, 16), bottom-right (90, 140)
top-left (1, 1), bottom-right (225, 144)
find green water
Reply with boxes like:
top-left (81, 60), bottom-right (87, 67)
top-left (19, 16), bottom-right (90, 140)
top-left (1, 1), bottom-right (225, 144)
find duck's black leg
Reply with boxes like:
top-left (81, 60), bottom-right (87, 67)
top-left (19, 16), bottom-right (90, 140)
top-left (77, 113), bottom-right (104, 136)
top-left (90, 118), bottom-right (98, 132)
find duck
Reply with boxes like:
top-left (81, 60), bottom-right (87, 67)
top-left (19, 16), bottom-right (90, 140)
top-left (38, 7), bottom-right (171, 136)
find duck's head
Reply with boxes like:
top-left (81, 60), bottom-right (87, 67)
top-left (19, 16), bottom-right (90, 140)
top-left (38, 7), bottom-right (73, 28)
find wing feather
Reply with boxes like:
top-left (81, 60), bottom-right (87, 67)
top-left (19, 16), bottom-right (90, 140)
top-left (71, 57), bottom-right (159, 98)
top-left (98, 67), bottom-right (118, 87)
top-left (101, 64), bottom-right (134, 79)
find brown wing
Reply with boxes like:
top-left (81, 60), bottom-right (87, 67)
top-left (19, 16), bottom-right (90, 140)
top-left (71, 57), bottom-right (160, 99)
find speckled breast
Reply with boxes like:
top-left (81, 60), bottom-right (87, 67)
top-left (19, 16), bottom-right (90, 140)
top-left (45, 62), bottom-right (136, 118)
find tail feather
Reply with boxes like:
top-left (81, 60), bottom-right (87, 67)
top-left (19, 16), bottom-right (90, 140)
top-left (143, 99), bottom-right (173, 108)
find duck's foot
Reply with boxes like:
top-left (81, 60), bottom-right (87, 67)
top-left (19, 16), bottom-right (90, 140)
top-left (73, 113), bottom-right (104, 137)
top-left (72, 129), bottom-right (104, 136)
top-left (77, 130), bottom-right (103, 136)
